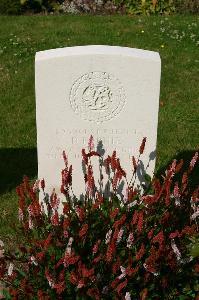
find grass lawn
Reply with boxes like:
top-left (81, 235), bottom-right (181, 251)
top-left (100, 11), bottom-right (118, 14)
top-left (0, 15), bottom-right (198, 239)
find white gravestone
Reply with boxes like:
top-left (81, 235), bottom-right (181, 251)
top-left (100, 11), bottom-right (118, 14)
top-left (35, 45), bottom-right (161, 198)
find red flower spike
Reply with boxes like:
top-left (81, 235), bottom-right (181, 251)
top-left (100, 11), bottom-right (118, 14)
top-left (167, 251), bottom-right (177, 270)
top-left (181, 225), bottom-right (196, 236)
top-left (92, 239), bottom-right (101, 254)
top-left (93, 254), bottom-right (102, 264)
top-left (148, 229), bottom-right (154, 240)
top-left (37, 290), bottom-right (46, 300)
top-left (79, 224), bottom-right (88, 238)
top-left (92, 193), bottom-right (104, 210)
top-left (82, 149), bottom-right (88, 165)
top-left (113, 214), bottom-right (126, 228)
top-left (87, 165), bottom-right (95, 196)
top-left (116, 158), bottom-right (126, 177)
top-left (82, 266), bottom-right (94, 278)
top-left (189, 152), bottom-right (198, 170)
top-left (75, 206), bottom-right (85, 221)
top-left (63, 203), bottom-right (70, 215)
top-left (106, 241), bottom-right (116, 262)
top-left (36, 252), bottom-right (45, 262)
top-left (169, 231), bottom-right (180, 239)
top-left (144, 246), bottom-right (160, 272)
top-left (182, 172), bottom-right (188, 190)
top-left (153, 178), bottom-right (162, 196)
top-left (60, 184), bottom-right (65, 195)
top-left (139, 137), bottom-right (146, 155)
top-left (112, 257), bottom-right (121, 274)
top-left (104, 155), bottom-right (111, 173)
top-left (88, 135), bottom-right (94, 152)
top-left (164, 179), bottom-right (171, 206)
top-left (77, 279), bottom-right (85, 289)
top-left (110, 207), bottom-right (119, 219)
top-left (160, 211), bottom-right (170, 225)
top-left (70, 272), bottom-right (78, 285)
top-left (63, 218), bottom-right (70, 230)
top-left (111, 277), bottom-right (120, 289)
top-left (87, 288), bottom-right (100, 300)
top-left (113, 227), bottom-right (120, 241)
top-left (182, 173), bottom-right (187, 185)
top-left (45, 268), bottom-right (55, 288)
top-left (51, 210), bottom-right (59, 226)
top-left (152, 231), bottom-right (165, 248)
top-left (126, 265), bottom-right (139, 277)
top-left (61, 165), bottom-right (72, 195)
top-left (137, 211), bottom-right (144, 233)
top-left (87, 151), bottom-right (100, 158)
top-left (64, 254), bottom-right (80, 267)
top-left (111, 150), bottom-right (117, 170)
top-left (23, 175), bottom-right (30, 191)
top-left (127, 187), bottom-right (137, 202)
top-left (16, 185), bottom-right (24, 199)
top-left (44, 233), bottom-right (53, 250)
top-left (62, 150), bottom-right (68, 167)
top-left (40, 178), bottom-right (45, 191)
top-left (132, 155), bottom-right (137, 171)
top-left (194, 264), bottom-right (199, 273)
top-left (53, 281), bottom-right (66, 295)
top-left (192, 187), bottom-right (199, 202)
top-left (10, 289), bottom-right (19, 298)
top-left (116, 278), bottom-right (128, 295)
top-left (175, 159), bottom-right (184, 173)
top-left (136, 243), bottom-right (145, 260)
top-left (50, 191), bottom-right (60, 210)
top-left (112, 172), bottom-right (119, 190)
top-left (131, 210), bottom-right (139, 225)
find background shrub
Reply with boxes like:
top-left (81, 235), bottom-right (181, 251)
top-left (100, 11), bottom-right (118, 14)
top-left (0, 0), bottom-right (21, 15)
top-left (60, 0), bottom-right (118, 14)
top-left (0, 0), bottom-right (199, 15)
top-left (20, 0), bottom-right (64, 13)
top-left (175, 0), bottom-right (199, 14)
top-left (114, 0), bottom-right (175, 15)
top-left (60, 0), bottom-right (176, 14)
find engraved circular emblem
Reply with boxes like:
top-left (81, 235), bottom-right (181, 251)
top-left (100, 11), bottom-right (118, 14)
top-left (70, 71), bottom-right (126, 123)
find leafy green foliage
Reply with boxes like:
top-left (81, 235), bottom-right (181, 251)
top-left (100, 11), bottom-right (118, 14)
top-left (189, 237), bottom-right (199, 258)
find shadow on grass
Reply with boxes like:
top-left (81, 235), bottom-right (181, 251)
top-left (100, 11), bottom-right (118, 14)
top-left (0, 148), bottom-right (37, 195)
top-left (0, 148), bottom-right (198, 196)
top-left (156, 150), bottom-right (199, 192)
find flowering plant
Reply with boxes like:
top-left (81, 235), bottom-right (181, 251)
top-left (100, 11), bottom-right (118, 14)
top-left (0, 137), bottom-right (199, 299)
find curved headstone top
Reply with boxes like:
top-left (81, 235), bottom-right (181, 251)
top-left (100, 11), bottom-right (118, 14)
top-left (35, 45), bottom-right (161, 199)
top-left (36, 45), bottom-right (160, 62)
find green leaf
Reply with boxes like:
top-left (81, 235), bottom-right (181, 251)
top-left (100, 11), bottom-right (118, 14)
top-left (20, 0), bottom-right (27, 5)
top-left (190, 243), bottom-right (199, 257)
top-left (144, 173), bottom-right (152, 183)
top-left (2, 289), bottom-right (12, 300)
top-left (16, 268), bottom-right (26, 277)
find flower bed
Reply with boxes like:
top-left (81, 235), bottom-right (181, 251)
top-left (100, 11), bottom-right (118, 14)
top-left (0, 137), bottom-right (199, 299)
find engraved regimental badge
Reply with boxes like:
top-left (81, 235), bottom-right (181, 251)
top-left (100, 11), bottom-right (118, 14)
top-left (70, 71), bottom-right (126, 123)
